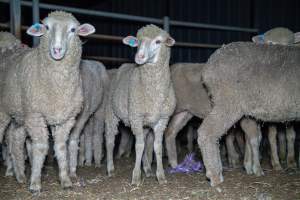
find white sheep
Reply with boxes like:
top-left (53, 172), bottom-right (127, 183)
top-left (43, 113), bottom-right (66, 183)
top-left (105, 24), bottom-right (176, 185)
top-left (0, 11), bottom-right (95, 192)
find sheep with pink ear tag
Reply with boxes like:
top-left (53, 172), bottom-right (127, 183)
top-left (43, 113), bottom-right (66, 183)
top-left (105, 24), bottom-right (176, 186)
top-left (0, 11), bottom-right (95, 193)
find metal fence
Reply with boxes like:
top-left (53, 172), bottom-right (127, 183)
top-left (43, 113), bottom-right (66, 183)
top-left (0, 0), bottom-right (258, 63)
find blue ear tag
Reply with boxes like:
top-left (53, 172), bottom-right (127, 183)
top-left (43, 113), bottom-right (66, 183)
top-left (258, 34), bottom-right (265, 44)
top-left (129, 38), bottom-right (137, 47)
top-left (33, 23), bottom-right (41, 30)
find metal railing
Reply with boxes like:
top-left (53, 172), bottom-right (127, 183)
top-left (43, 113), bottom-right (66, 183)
top-left (0, 0), bottom-right (258, 62)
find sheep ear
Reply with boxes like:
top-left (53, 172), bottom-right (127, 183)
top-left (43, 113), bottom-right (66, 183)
top-left (252, 34), bottom-right (265, 44)
top-left (26, 23), bottom-right (46, 37)
top-left (77, 23), bottom-right (95, 36)
top-left (123, 36), bottom-right (139, 47)
top-left (294, 32), bottom-right (300, 44)
top-left (165, 36), bottom-right (175, 46)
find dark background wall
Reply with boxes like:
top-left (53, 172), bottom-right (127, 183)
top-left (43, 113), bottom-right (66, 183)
top-left (0, 0), bottom-right (300, 68)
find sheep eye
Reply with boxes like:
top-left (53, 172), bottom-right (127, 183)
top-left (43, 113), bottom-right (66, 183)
top-left (71, 28), bottom-right (76, 33)
top-left (155, 40), bottom-right (161, 44)
top-left (45, 25), bottom-right (49, 30)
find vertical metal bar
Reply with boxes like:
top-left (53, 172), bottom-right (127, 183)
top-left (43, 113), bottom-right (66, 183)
top-left (32, 0), bottom-right (40, 46)
top-left (163, 16), bottom-right (170, 32)
top-left (10, 0), bottom-right (21, 39)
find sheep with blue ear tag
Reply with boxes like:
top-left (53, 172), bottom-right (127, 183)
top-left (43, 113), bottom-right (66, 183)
top-left (0, 11), bottom-right (95, 193)
top-left (105, 24), bottom-right (176, 185)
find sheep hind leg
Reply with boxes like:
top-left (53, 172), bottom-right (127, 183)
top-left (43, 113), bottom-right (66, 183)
top-left (165, 111), bottom-right (193, 168)
top-left (197, 106), bottom-right (242, 187)
top-left (78, 133), bottom-right (85, 167)
top-left (153, 118), bottom-right (169, 184)
top-left (68, 114), bottom-right (90, 178)
top-left (4, 144), bottom-right (14, 177)
top-left (131, 125), bottom-right (145, 186)
top-left (277, 129), bottom-right (286, 166)
top-left (226, 129), bottom-right (240, 168)
top-left (8, 124), bottom-right (27, 183)
top-left (84, 119), bottom-right (93, 167)
top-left (268, 125), bottom-right (282, 170)
top-left (52, 118), bottom-right (76, 189)
top-left (92, 116), bottom-right (104, 168)
top-left (142, 130), bottom-right (154, 177)
top-left (25, 113), bottom-right (49, 193)
top-left (286, 126), bottom-right (297, 168)
top-left (105, 115), bottom-right (119, 177)
top-left (241, 118), bottom-right (263, 176)
top-left (0, 112), bottom-right (10, 143)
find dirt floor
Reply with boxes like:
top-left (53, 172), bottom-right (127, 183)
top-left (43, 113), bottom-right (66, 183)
top-left (0, 156), bottom-right (299, 200)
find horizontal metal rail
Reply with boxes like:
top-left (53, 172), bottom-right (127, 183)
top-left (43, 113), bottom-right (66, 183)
top-left (0, 22), bottom-right (222, 49)
top-left (0, 0), bottom-right (258, 33)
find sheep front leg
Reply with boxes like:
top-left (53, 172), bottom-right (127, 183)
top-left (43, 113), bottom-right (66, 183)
top-left (68, 114), bottom-right (90, 177)
top-left (8, 124), bottom-right (27, 183)
top-left (277, 129), bottom-right (286, 164)
top-left (25, 113), bottom-right (49, 193)
top-left (226, 129), bottom-right (240, 168)
top-left (286, 126), bottom-right (296, 168)
top-left (78, 133), bottom-right (85, 166)
top-left (4, 144), bottom-right (14, 177)
top-left (153, 118), bottom-right (169, 184)
top-left (142, 130), bottom-right (154, 177)
top-left (240, 118), bottom-right (264, 176)
top-left (243, 134), bottom-right (253, 175)
top-left (165, 111), bottom-right (193, 168)
top-left (268, 125), bottom-right (282, 170)
top-left (197, 106), bottom-right (242, 186)
top-left (0, 112), bottom-right (10, 143)
top-left (131, 125), bottom-right (145, 186)
top-left (52, 118), bottom-right (76, 189)
top-left (84, 118), bottom-right (93, 166)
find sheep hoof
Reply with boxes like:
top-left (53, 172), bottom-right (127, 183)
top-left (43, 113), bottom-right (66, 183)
top-left (287, 161), bottom-right (297, 169)
top-left (157, 175), bottom-right (167, 185)
top-left (108, 170), bottom-right (115, 177)
top-left (144, 169), bottom-right (154, 178)
top-left (5, 170), bottom-right (14, 177)
top-left (69, 172), bottom-right (77, 178)
top-left (61, 177), bottom-right (73, 189)
top-left (228, 159), bottom-right (240, 169)
top-left (209, 174), bottom-right (224, 187)
top-left (29, 181), bottom-right (41, 194)
top-left (16, 174), bottom-right (27, 184)
top-left (253, 167), bottom-right (264, 176)
top-left (273, 164), bottom-right (283, 171)
top-left (131, 177), bottom-right (141, 186)
top-left (95, 163), bottom-right (102, 168)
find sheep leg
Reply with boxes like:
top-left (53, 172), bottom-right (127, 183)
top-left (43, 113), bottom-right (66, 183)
top-left (52, 118), bottom-right (76, 189)
top-left (186, 124), bottom-right (194, 153)
top-left (105, 114), bottom-right (119, 177)
top-left (68, 114), bottom-right (90, 177)
top-left (268, 125), bottom-right (282, 170)
top-left (117, 127), bottom-right (132, 159)
top-left (277, 129), bottom-right (286, 165)
top-left (125, 133), bottom-right (134, 158)
top-left (240, 118), bottom-right (263, 176)
top-left (4, 144), bottom-right (14, 177)
top-left (131, 125), bottom-right (145, 186)
top-left (197, 106), bottom-right (242, 186)
top-left (142, 130), bottom-right (154, 177)
top-left (25, 113), bottom-right (49, 193)
top-left (153, 118), bottom-right (169, 184)
top-left (165, 111), bottom-right (193, 168)
top-left (92, 116), bottom-right (104, 168)
top-left (8, 124), bottom-right (27, 183)
top-left (25, 139), bottom-right (33, 166)
top-left (226, 129), bottom-right (240, 168)
top-left (0, 112), bottom-right (10, 143)
top-left (84, 119), bottom-right (93, 166)
top-left (243, 133), bottom-right (253, 175)
top-left (286, 126), bottom-right (296, 168)
top-left (78, 133), bottom-right (85, 166)
top-left (235, 129), bottom-right (245, 155)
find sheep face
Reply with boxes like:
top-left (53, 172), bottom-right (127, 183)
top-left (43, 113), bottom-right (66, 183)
top-left (123, 34), bottom-right (175, 65)
top-left (27, 11), bottom-right (95, 61)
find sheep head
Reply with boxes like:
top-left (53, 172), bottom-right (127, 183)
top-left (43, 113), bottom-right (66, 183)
top-left (123, 24), bottom-right (175, 65)
top-left (252, 27), bottom-right (298, 45)
top-left (26, 11), bottom-right (95, 60)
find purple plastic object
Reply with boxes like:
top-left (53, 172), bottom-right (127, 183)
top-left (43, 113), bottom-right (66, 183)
top-left (168, 153), bottom-right (202, 174)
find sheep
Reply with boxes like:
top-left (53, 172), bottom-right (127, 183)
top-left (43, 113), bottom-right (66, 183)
top-left (68, 59), bottom-right (108, 177)
top-left (105, 24), bottom-right (176, 185)
top-left (0, 11), bottom-right (95, 192)
top-left (198, 41), bottom-right (300, 187)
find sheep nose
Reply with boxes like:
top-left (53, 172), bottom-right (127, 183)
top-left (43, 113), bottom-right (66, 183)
top-left (54, 47), bottom-right (62, 54)
top-left (137, 54), bottom-right (145, 59)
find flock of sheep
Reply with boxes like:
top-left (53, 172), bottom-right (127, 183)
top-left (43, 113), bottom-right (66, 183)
top-left (0, 11), bottom-right (300, 193)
